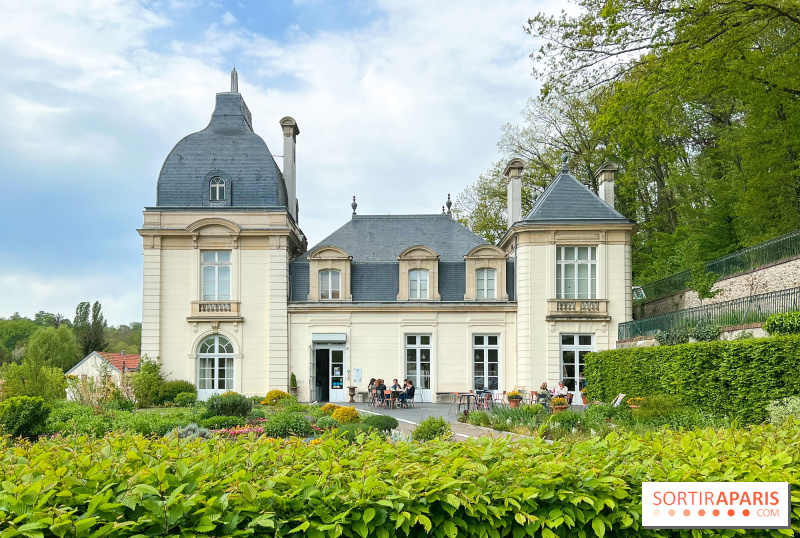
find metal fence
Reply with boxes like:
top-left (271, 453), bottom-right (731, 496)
top-left (619, 286), bottom-right (800, 340)
top-left (636, 229), bottom-right (800, 304)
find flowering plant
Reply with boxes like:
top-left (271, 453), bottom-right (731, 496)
top-left (507, 390), bottom-right (523, 400)
top-left (551, 397), bottom-right (568, 406)
top-left (580, 387), bottom-right (587, 394)
top-left (626, 397), bottom-right (644, 406)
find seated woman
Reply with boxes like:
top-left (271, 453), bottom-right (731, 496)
top-left (375, 379), bottom-right (387, 403)
top-left (536, 382), bottom-right (552, 408)
top-left (553, 380), bottom-right (572, 404)
top-left (397, 379), bottom-right (415, 407)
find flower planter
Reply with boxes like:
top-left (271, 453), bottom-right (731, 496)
top-left (509, 399), bottom-right (522, 408)
top-left (288, 386), bottom-right (298, 397)
top-left (553, 405), bottom-right (569, 414)
top-left (628, 405), bottom-right (640, 409)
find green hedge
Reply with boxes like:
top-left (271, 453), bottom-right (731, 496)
top-left (586, 335), bottom-right (800, 423)
top-left (1, 426), bottom-right (800, 536)
top-left (764, 311), bottom-right (800, 335)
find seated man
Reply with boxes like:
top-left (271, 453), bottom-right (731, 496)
top-left (397, 379), bottom-right (415, 407)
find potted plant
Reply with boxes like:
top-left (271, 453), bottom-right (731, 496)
top-left (551, 396), bottom-right (568, 413)
top-left (507, 390), bottom-right (523, 408)
top-left (626, 396), bottom-right (643, 409)
top-left (580, 387), bottom-right (588, 405)
top-left (289, 373), bottom-right (298, 397)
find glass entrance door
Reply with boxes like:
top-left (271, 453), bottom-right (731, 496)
top-left (313, 346), bottom-right (346, 402)
top-left (405, 335), bottom-right (432, 402)
top-left (560, 334), bottom-right (593, 401)
top-left (197, 335), bottom-right (235, 401)
top-left (329, 348), bottom-right (345, 402)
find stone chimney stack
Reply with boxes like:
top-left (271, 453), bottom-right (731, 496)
top-left (595, 162), bottom-right (619, 208)
top-left (280, 116), bottom-right (300, 222)
top-left (503, 158), bottom-right (525, 228)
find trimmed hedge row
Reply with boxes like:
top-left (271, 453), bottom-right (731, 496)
top-left (586, 335), bottom-right (800, 423)
top-left (2, 425), bottom-right (800, 537)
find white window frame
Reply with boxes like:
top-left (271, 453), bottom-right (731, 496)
top-left (319, 269), bottom-right (341, 300)
top-left (473, 335), bottom-right (500, 391)
top-left (405, 334), bottom-right (432, 396)
top-left (556, 246), bottom-right (597, 299)
top-left (209, 177), bottom-right (225, 201)
top-left (476, 268), bottom-right (497, 299)
top-left (197, 335), bottom-right (235, 396)
top-left (201, 250), bottom-right (231, 301)
top-left (409, 269), bottom-right (429, 299)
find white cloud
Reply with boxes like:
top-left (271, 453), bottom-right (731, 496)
top-left (0, 0), bottom-right (555, 324)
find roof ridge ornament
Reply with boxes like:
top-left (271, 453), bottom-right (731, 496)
top-left (231, 67), bottom-right (239, 93)
top-left (561, 152), bottom-right (570, 173)
top-left (351, 196), bottom-right (357, 215)
top-left (446, 193), bottom-right (452, 215)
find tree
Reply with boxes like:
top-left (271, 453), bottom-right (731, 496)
top-left (0, 318), bottom-right (40, 365)
top-left (25, 325), bottom-right (81, 372)
top-left (0, 354), bottom-right (66, 401)
top-left (74, 301), bottom-right (107, 356)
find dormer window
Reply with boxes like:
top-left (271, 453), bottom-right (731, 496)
top-left (210, 177), bottom-right (225, 201)
top-left (476, 268), bottom-right (496, 299)
top-left (409, 269), bottom-right (429, 299)
top-left (319, 270), bottom-right (341, 300)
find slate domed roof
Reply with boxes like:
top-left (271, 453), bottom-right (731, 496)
top-left (156, 91), bottom-right (287, 208)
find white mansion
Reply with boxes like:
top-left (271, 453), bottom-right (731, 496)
top-left (138, 74), bottom-right (634, 402)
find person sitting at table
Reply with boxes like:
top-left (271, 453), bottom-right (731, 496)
top-left (390, 378), bottom-right (402, 391)
top-left (398, 379), bottom-right (415, 407)
top-left (536, 382), bottom-right (552, 408)
top-left (375, 378), bottom-right (387, 403)
top-left (553, 380), bottom-right (572, 404)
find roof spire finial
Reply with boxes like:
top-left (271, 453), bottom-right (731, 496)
top-left (231, 67), bottom-right (239, 93)
top-left (561, 152), bottom-right (569, 173)
top-left (351, 196), bottom-right (357, 215)
top-left (442, 205), bottom-right (446, 214)
top-left (446, 193), bottom-right (452, 215)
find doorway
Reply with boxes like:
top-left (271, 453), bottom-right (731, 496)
top-left (312, 346), bottom-right (345, 402)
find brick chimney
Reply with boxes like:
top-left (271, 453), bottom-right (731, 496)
top-left (280, 116), bottom-right (300, 222)
top-left (503, 158), bottom-right (525, 228)
top-left (595, 162), bottom-right (619, 208)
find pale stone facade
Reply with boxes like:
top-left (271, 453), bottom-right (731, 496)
top-left (138, 80), bottom-right (635, 403)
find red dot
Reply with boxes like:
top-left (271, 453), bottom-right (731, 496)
top-left (668, 509), bottom-right (676, 517)
top-left (728, 509), bottom-right (735, 517)
top-left (743, 509), bottom-right (750, 517)
top-left (698, 509), bottom-right (705, 516)
top-left (683, 509), bottom-right (690, 516)
top-left (713, 509), bottom-right (720, 516)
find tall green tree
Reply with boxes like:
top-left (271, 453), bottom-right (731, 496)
top-left (0, 318), bottom-right (40, 365)
top-left (25, 326), bottom-right (81, 372)
top-left (74, 301), bottom-right (107, 356)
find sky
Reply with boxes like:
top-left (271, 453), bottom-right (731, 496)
top-left (0, 0), bottom-right (551, 326)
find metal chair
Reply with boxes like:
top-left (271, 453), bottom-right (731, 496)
top-left (448, 392), bottom-right (459, 412)
top-left (493, 390), bottom-right (507, 407)
top-left (382, 390), bottom-right (395, 409)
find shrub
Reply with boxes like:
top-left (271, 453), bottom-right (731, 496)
top-left (3, 425), bottom-right (800, 535)
top-left (333, 423), bottom-right (379, 443)
top-left (412, 416), bottom-right (451, 441)
top-left (176, 423), bottom-right (211, 440)
top-left (691, 324), bottom-right (721, 342)
top-left (290, 372), bottom-right (298, 388)
top-left (547, 410), bottom-right (582, 432)
top-left (0, 396), bottom-right (51, 440)
top-left (583, 403), bottom-right (629, 426)
top-left (585, 335), bottom-right (800, 423)
top-left (200, 416), bottom-right (246, 430)
top-left (106, 390), bottom-right (135, 412)
top-left (361, 414), bottom-right (399, 432)
top-left (320, 403), bottom-right (340, 416)
top-left (654, 327), bottom-right (691, 346)
top-left (330, 406), bottom-right (361, 424)
top-left (467, 410), bottom-right (490, 427)
top-left (46, 402), bottom-right (112, 437)
top-left (130, 356), bottom-right (164, 408)
top-left (174, 392), bottom-right (197, 407)
top-left (261, 389), bottom-right (292, 405)
top-left (263, 412), bottom-right (313, 438)
top-left (158, 380), bottom-right (196, 404)
top-left (248, 408), bottom-right (266, 419)
top-left (315, 416), bottom-right (340, 429)
top-left (205, 392), bottom-right (253, 418)
top-left (766, 396), bottom-right (800, 424)
top-left (112, 408), bottom-right (203, 436)
top-left (764, 311), bottom-right (800, 335)
top-left (457, 410), bottom-right (470, 423)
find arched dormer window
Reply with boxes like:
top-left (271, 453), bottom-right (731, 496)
top-left (409, 269), bottom-right (429, 299)
top-left (319, 269), bottom-right (341, 300)
top-left (476, 268), bottom-right (496, 299)
top-left (210, 177), bottom-right (225, 201)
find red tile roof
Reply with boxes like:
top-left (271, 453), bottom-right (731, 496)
top-left (97, 352), bottom-right (140, 372)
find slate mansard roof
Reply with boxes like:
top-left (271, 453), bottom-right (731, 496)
top-left (289, 214), bottom-right (516, 302)
top-left (520, 167), bottom-right (633, 225)
top-left (156, 92), bottom-right (288, 209)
